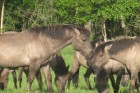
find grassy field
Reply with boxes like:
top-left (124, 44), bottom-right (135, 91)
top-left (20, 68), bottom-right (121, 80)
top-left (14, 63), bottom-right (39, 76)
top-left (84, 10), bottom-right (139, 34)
top-left (0, 45), bottom-right (138, 93)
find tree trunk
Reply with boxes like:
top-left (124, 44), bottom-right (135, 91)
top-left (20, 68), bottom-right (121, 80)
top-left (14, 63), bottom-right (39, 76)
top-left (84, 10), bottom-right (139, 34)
top-left (0, 0), bottom-right (5, 34)
top-left (120, 16), bottom-right (129, 36)
top-left (102, 20), bottom-right (107, 42)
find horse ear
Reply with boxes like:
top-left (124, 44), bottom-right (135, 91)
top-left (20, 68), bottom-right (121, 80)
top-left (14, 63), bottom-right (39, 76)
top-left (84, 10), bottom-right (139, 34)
top-left (95, 43), bottom-right (100, 48)
top-left (105, 44), bottom-right (112, 52)
top-left (74, 28), bottom-right (80, 35)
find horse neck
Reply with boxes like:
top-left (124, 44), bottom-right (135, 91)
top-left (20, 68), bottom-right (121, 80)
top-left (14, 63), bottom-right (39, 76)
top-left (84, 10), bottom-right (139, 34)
top-left (109, 50), bottom-right (127, 66)
top-left (50, 38), bottom-right (72, 55)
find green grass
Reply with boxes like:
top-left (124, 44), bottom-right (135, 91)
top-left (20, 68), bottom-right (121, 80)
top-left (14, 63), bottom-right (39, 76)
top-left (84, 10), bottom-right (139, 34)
top-left (0, 45), bottom-right (138, 93)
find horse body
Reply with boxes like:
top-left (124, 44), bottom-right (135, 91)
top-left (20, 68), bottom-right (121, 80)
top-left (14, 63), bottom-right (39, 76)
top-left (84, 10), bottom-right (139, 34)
top-left (0, 24), bottom-right (93, 92)
top-left (90, 37), bottom-right (140, 93)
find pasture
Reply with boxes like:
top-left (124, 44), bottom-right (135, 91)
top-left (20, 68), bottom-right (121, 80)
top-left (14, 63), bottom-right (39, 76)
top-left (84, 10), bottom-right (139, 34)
top-left (0, 45), bottom-right (137, 93)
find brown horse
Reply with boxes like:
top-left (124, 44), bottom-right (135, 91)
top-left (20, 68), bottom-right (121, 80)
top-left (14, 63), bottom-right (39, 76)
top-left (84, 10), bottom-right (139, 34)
top-left (89, 37), bottom-right (140, 93)
top-left (68, 38), bottom-right (130, 93)
top-left (0, 52), bottom-right (69, 93)
top-left (0, 24), bottom-right (93, 92)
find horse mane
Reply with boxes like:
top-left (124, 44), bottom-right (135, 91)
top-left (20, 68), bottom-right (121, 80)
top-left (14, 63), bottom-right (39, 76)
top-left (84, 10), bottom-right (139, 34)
top-left (24, 24), bottom-right (91, 39)
top-left (108, 36), bottom-right (140, 55)
top-left (95, 36), bottom-right (140, 54)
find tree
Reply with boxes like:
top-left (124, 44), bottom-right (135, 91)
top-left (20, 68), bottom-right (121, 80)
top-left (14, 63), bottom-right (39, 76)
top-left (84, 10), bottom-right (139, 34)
top-left (2, 0), bottom-right (57, 32)
top-left (0, 0), bottom-right (5, 33)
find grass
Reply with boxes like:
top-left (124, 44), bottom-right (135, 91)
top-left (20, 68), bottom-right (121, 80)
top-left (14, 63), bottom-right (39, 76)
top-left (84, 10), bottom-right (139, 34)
top-left (0, 45), bottom-right (138, 93)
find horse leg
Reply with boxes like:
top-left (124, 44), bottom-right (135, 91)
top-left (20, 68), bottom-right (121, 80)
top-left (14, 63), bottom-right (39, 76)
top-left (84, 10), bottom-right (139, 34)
top-left (84, 67), bottom-right (93, 90)
top-left (36, 69), bottom-right (42, 90)
top-left (68, 53), bottom-right (80, 88)
top-left (129, 70), bottom-right (138, 93)
top-left (72, 68), bottom-right (79, 88)
top-left (25, 63), bottom-right (40, 93)
top-left (0, 68), bottom-right (9, 90)
top-left (42, 64), bottom-right (53, 93)
top-left (12, 70), bottom-right (18, 89)
top-left (133, 72), bottom-right (140, 92)
top-left (18, 67), bottom-right (24, 88)
top-left (121, 74), bottom-right (129, 86)
top-left (114, 73), bottom-right (123, 93)
top-left (109, 75), bottom-right (116, 92)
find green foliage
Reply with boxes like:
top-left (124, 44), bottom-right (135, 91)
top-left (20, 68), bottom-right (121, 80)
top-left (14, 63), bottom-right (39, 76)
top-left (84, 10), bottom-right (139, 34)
top-left (2, 0), bottom-right (57, 32)
top-left (55, 0), bottom-right (140, 24)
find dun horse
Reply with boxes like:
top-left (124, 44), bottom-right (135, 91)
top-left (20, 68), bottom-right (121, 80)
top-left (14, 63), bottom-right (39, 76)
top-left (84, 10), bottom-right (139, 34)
top-left (89, 37), bottom-right (140, 93)
top-left (68, 38), bottom-right (129, 93)
top-left (0, 24), bottom-right (93, 92)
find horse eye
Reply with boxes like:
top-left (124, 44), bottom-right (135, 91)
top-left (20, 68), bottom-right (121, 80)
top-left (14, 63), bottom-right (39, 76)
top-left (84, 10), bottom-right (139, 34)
top-left (82, 39), bottom-right (86, 42)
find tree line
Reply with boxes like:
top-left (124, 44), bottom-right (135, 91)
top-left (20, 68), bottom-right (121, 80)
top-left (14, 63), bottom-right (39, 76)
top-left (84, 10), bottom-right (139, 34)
top-left (0, 0), bottom-right (140, 40)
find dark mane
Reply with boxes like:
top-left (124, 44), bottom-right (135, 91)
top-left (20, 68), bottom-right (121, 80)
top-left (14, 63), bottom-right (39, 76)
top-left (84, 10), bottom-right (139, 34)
top-left (24, 24), bottom-right (90, 39)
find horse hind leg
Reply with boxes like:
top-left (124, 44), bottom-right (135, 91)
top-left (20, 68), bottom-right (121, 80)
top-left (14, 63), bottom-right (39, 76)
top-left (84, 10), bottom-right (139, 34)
top-left (84, 67), bottom-right (93, 90)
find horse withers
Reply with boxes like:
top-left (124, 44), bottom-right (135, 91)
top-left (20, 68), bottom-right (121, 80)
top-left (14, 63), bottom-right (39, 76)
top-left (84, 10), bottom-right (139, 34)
top-left (89, 37), bottom-right (140, 93)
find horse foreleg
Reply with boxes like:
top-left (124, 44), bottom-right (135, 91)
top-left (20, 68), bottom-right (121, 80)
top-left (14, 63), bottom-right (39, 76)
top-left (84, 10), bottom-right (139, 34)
top-left (114, 73), bottom-right (122, 93)
top-left (18, 67), bottom-right (24, 88)
top-left (12, 70), bottom-right (17, 89)
top-left (36, 69), bottom-right (42, 90)
top-left (84, 67), bottom-right (93, 90)
top-left (42, 64), bottom-right (53, 93)
top-left (25, 64), bottom-right (40, 93)
top-left (109, 75), bottom-right (116, 92)
top-left (68, 54), bottom-right (80, 88)
top-left (72, 68), bottom-right (79, 88)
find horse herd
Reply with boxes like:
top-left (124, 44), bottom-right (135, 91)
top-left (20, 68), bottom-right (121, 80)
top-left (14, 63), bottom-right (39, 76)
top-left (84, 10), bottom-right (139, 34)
top-left (0, 24), bottom-right (139, 93)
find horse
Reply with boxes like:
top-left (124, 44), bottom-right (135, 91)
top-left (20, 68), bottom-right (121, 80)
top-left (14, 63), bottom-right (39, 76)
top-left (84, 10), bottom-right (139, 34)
top-left (89, 37), bottom-right (140, 93)
top-left (68, 38), bottom-right (130, 93)
top-left (0, 24), bottom-right (93, 92)
top-left (68, 38), bottom-right (103, 89)
top-left (0, 52), bottom-right (69, 93)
